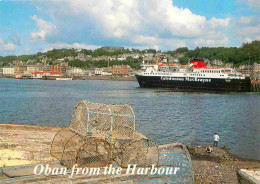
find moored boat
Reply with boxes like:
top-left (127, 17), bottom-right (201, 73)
top-left (15, 75), bottom-right (23, 79)
top-left (135, 58), bottom-right (251, 92)
top-left (56, 78), bottom-right (73, 80)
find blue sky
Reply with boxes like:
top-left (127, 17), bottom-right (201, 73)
top-left (0, 0), bottom-right (259, 56)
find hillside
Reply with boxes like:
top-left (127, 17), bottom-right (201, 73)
top-left (0, 41), bottom-right (259, 69)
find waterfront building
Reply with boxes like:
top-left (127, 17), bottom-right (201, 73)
top-left (66, 67), bottom-right (85, 76)
top-left (14, 66), bottom-right (26, 75)
top-left (101, 67), bottom-right (112, 76)
top-left (25, 65), bottom-right (36, 75)
top-left (35, 63), bottom-right (44, 72)
top-left (51, 64), bottom-right (67, 76)
top-left (3, 67), bottom-right (15, 75)
top-left (252, 63), bottom-right (260, 80)
top-left (95, 68), bottom-right (103, 75)
top-left (112, 65), bottom-right (132, 76)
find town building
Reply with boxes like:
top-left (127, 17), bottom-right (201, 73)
top-left (14, 66), bottom-right (26, 75)
top-left (112, 65), bottom-right (132, 76)
top-left (117, 56), bottom-right (126, 61)
top-left (51, 64), bottom-right (67, 76)
top-left (252, 63), bottom-right (260, 80)
top-left (35, 63), bottom-right (44, 72)
top-left (3, 67), bottom-right (15, 75)
top-left (13, 60), bottom-right (25, 66)
top-left (75, 53), bottom-right (92, 61)
top-left (64, 56), bottom-right (74, 61)
top-left (66, 67), bottom-right (85, 76)
top-left (101, 67), bottom-right (112, 76)
top-left (95, 68), bottom-right (103, 75)
top-left (25, 65), bottom-right (37, 75)
top-left (109, 56), bottom-right (117, 61)
top-left (92, 56), bottom-right (109, 61)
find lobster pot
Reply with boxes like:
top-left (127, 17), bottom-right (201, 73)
top-left (116, 139), bottom-right (159, 168)
top-left (75, 138), bottom-right (111, 167)
top-left (69, 101), bottom-right (89, 135)
top-left (50, 129), bottom-right (77, 162)
top-left (51, 129), bottom-right (111, 168)
top-left (60, 133), bottom-right (85, 168)
top-left (69, 101), bottom-right (136, 140)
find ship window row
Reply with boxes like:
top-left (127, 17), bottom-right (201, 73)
top-left (144, 73), bottom-right (173, 75)
top-left (201, 70), bottom-right (221, 73)
top-left (191, 74), bottom-right (206, 76)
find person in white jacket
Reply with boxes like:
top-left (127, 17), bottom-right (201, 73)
top-left (213, 133), bottom-right (220, 147)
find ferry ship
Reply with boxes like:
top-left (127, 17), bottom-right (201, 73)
top-left (135, 58), bottom-right (251, 92)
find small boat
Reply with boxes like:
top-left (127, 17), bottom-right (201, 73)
top-left (237, 169), bottom-right (260, 184)
top-left (15, 75), bottom-right (23, 79)
top-left (56, 78), bottom-right (73, 80)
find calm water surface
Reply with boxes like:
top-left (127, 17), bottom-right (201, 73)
top-left (0, 78), bottom-right (259, 160)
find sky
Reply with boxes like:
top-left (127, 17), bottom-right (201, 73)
top-left (0, 0), bottom-right (259, 56)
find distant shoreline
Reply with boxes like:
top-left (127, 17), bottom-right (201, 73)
top-left (0, 75), bottom-right (137, 81)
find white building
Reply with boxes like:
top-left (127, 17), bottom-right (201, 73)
top-left (71, 67), bottom-right (84, 75)
top-left (66, 67), bottom-right (85, 76)
top-left (117, 56), bottom-right (126, 61)
top-left (95, 68), bottom-right (103, 75)
top-left (3, 67), bottom-right (14, 75)
top-left (101, 71), bottom-right (112, 76)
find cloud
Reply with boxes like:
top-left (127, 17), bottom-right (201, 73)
top-left (245, 0), bottom-right (260, 11)
top-left (239, 16), bottom-right (252, 25)
top-left (208, 17), bottom-right (230, 28)
top-left (142, 0), bottom-right (206, 37)
top-left (243, 37), bottom-right (253, 43)
top-left (239, 16), bottom-right (260, 26)
top-left (0, 38), bottom-right (17, 51)
top-left (36, 0), bottom-right (205, 39)
top-left (30, 15), bottom-right (56, 41)
top-left (28, 0), bottom-right (258, 51)
top-left (194, 36), bottom-right (229, 47)
top-left (235, 15), bottom-right (260, 42)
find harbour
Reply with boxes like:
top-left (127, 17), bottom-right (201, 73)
top-left (0, 79), bottom-right (259, 183)
top-left (0, 78), bottom-right (259, 161)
